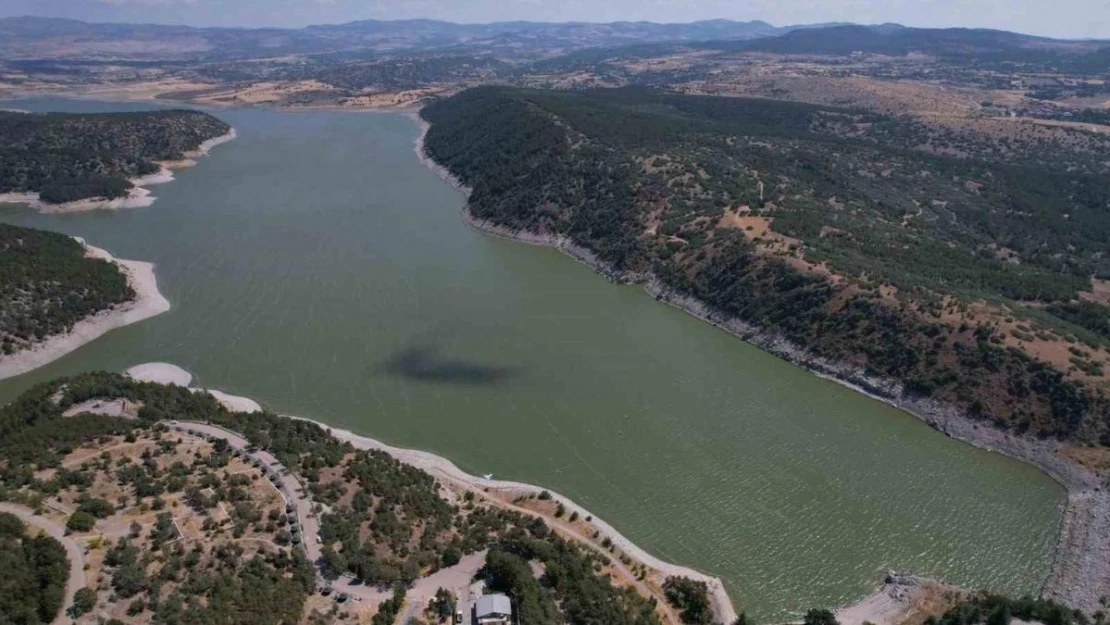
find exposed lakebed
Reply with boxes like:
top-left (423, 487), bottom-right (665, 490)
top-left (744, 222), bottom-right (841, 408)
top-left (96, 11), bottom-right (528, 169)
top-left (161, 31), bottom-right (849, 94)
top-left (0, 97), bottom-right (1064, 620)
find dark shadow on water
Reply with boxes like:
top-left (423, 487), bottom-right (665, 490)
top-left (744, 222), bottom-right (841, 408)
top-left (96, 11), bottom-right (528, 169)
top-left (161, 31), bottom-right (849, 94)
top-left (380, 345), bottom-right (518, 385)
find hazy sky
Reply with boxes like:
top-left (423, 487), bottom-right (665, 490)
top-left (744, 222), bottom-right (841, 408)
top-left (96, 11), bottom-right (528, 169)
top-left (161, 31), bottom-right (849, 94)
top-left (1, 0), bottom-right (1108, 39)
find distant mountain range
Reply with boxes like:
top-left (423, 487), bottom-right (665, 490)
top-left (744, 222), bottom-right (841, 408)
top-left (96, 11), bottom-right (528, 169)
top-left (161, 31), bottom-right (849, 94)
top-left (707, 24), bottom-right (1108, 55)
top-left (0, 16), bottom-right (1107, 63)
top-left (0, 16), bottom-right (785, 60)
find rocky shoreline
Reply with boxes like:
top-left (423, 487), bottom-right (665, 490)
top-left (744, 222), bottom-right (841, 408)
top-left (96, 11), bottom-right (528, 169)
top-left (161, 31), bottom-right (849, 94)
top-left (412, 113), bottom-right (1110, 614)
top-left (644, 280), bottom-right (1110, 613)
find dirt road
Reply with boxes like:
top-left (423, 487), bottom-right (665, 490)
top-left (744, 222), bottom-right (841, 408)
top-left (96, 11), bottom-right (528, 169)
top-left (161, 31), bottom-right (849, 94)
top-left (0, 503), bottom-right (88, 625)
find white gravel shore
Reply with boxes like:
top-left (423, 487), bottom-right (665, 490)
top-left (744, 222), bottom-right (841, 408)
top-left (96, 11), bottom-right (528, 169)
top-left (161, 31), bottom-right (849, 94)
top-left (0, 128), bottom-right (236, 213)
top-left (328, 423), bottom-right (740, 624)
top-left (125, 362), bottom-right (193, 386)
top-left (121, 360), bottom-right (737, 623)
top-left (125, 363), bottom-right (262, 413)
top-left (0, 240), bottom-right (170, 381)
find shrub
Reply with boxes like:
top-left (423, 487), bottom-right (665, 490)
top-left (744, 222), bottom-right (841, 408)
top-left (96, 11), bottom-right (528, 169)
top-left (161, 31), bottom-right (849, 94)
top-left (66, 511), bottom-right (97, 533)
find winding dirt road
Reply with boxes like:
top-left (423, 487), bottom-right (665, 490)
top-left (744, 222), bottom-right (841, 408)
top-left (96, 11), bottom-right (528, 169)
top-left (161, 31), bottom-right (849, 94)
top-left (168, 421), bottom-right (496, 609)
top-left (0, 503), bottom-right (88, 625)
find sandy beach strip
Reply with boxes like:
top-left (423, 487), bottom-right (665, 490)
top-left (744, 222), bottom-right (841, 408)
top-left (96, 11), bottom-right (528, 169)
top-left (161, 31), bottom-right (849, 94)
top-left (124, 362), bottom-right (193, 386)
top-left (0, 240), bottom-right (170, 381)
top-left (122, 361), bottom-right (737, 623)
top-left (0, 128), bottom-right (236, 214)
top-left (125, 363), bottom-right (263, 413)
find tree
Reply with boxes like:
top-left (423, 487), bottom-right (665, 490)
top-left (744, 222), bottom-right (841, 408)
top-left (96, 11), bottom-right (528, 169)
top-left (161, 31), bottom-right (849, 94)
top-left (111, 564), bottom-right (147, 598)
top-left (372, 588), bottom-right (407, 625)
top-left (76, 497), bottom-right (115, 519)
top-left (481, 549), bottom-right (558, 625)
top-left (0, 530), bottom-right (68, 625)
top-left (0, 512), bottom-right (25, 537)
top-left (804, 609), bottom-right (840, 625)
top-left (663, 577), bottom-right (713, 625)
top-left (68, 587), bottom-right (97, 618)
top-left (66, 511), bottom-right (97, 533)
top-left (987, 604), bottom-right (1012, 625)
top-left (429, 588), bottom-right (457, 623)
top-left (321, 546), bottom-right (347, 581)
top-left (441, 546), bottom-right (461, 568)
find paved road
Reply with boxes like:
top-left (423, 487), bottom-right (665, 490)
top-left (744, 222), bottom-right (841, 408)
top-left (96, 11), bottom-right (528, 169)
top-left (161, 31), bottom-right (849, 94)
top-left (0, 503), bottom-right (87, 625)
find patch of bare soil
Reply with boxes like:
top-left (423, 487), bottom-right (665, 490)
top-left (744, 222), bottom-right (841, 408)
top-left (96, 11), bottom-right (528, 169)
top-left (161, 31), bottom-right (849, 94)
top-left (1080, 279), bottom-right (1110, 305)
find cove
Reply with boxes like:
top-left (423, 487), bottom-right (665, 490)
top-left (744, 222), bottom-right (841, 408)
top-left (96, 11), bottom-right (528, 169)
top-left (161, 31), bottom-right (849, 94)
top-left (0, 97), bottom-right (1064, 621)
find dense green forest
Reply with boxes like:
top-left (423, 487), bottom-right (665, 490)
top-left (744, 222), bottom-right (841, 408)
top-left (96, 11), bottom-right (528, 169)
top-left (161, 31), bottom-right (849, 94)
top-left (422, 86), bottom-right (1110, 443)
top-left (0, 109), bottom-right (229, 203)
top-left (927, 594), bottom-right (1090, 625)
top-left (0, 373), bottom-right (668, 625)
top-left (0, 224), bottom-right (133, 356)
top-left (0, 512), bottom-right (69, 625)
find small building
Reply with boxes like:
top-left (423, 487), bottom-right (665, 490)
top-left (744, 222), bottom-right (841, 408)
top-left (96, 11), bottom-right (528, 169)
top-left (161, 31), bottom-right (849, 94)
top-left (474, 594), bottom-right (512, 625)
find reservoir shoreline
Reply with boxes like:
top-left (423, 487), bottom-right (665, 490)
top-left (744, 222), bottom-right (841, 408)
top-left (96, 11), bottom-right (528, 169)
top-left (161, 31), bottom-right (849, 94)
top-left (0, 240), bottom-right (170, 381)
top-left (411, 110), bottom-right (1109, 613)
top-left (125, 361), bottom-right (738, 625)
top-left (0, 126), bottom-right (236, 381)
top-left (0, 128), bottom-right (235, 213)
top-left (122, 362), bottom-right (977, 625)
top-left (0, 96), bottom-right (1070, 619)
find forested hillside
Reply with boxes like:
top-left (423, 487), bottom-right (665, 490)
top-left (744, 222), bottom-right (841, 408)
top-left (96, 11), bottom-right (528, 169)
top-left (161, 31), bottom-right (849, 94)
top-left (0, 373), bottom-right (672, 625)
top-left (0, 109), bottom-right (229, 203)
top-left (0, 224), bottom-right (133, 356)
top-left (0, 512), bottom-right (69, 625)
top-left (422, 86), bottom-right (1110, 443)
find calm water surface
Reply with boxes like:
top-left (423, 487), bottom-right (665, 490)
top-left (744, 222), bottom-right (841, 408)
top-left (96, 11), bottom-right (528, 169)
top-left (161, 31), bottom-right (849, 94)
top-left (0, 97), bottom-right (1064, 620)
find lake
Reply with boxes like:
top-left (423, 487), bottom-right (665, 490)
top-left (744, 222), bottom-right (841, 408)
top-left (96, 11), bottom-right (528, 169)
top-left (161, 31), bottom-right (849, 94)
top-left (0, 97), bottom-right (1064, 620)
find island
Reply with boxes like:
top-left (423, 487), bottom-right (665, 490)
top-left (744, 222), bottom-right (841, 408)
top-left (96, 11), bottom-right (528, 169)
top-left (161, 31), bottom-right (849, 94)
top-left (0, 108), bottom-right (232, 211)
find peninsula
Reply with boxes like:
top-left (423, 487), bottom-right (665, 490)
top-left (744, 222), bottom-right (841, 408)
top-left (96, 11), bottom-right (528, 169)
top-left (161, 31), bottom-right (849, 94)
top-left (0, 225), bottom-right (170, 380)
top-left (0, 107), bottom-right (234, 380)
top-left (0, 109), bottom-right (232, 211)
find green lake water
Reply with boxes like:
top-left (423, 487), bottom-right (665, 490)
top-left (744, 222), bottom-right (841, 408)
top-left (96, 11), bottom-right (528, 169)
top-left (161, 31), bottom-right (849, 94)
top-left (0, 97), bottom-right (1065, 620)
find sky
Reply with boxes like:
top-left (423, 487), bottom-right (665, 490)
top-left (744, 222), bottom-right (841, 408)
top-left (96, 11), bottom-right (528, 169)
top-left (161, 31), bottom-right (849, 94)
top-left (0, 0), bottom-right (1108, 39)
